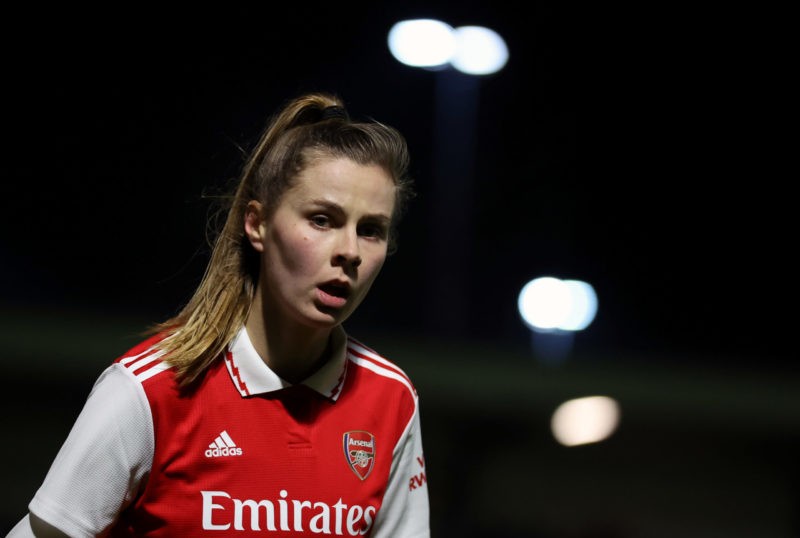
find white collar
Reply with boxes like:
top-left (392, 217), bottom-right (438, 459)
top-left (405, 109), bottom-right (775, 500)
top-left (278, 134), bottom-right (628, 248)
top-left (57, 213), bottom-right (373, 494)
top-left (224, 325), bottom-right (348, 401)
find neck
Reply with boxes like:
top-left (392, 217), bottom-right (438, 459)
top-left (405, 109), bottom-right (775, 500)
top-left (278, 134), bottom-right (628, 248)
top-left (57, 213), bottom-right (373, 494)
top-left (245, 293), bottom-right (333, 385)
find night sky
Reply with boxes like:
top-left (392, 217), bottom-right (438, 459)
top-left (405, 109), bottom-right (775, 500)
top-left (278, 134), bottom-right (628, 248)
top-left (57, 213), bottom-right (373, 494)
top-left (1, 3), bottom-right (795, 370)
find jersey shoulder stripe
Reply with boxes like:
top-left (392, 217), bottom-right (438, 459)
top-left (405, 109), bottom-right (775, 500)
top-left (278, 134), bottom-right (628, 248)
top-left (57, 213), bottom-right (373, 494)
top-left (347, 337), bottom-right (413, 385)
top-left (114, 334), bottom-right (174, 383)
top-left (346, 338), bottom-right (417, 399)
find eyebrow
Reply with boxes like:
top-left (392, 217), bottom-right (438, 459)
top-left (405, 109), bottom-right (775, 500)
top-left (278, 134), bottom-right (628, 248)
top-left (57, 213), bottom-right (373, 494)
top-left (309, 199), bottom-right (391, 225)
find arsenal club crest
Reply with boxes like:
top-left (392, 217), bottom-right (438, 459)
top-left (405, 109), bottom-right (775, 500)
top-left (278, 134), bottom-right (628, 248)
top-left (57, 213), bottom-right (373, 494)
top-left (343, 430), bottom-right (375, 480)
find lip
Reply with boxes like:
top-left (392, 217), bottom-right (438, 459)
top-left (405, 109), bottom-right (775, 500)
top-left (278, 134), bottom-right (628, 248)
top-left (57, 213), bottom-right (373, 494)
top-left (316, 280), bottom-right (351, 309)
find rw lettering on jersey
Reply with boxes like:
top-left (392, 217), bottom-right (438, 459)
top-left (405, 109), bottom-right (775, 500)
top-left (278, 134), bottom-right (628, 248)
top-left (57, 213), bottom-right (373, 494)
top-left (409, 454), bottom-right (427, 491)
top-left (201, 490), bottom-right (376, 535)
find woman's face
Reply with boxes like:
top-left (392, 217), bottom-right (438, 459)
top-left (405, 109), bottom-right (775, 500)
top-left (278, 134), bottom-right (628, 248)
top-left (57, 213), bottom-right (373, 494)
top-left (246, 156), bottom-right (396, 329)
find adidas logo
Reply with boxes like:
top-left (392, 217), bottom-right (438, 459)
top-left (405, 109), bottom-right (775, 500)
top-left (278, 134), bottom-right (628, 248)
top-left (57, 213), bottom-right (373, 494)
top-left (204, 430), bottom-right (243, 458)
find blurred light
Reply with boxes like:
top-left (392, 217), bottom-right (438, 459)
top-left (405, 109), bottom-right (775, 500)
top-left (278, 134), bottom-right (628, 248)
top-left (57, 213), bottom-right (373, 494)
top-left (388, 20), bottom-right (508, 75)
top-left (450, 26), bottom-right (509, 75)
top-left (387, 19), bottom-right (456, 68)
top-left (518, 277), bottom-right (571, 330)
top-left (560, 280), bottom-right (598, 331)
top-left (518, 277), bottom-right (598, 332)
top-left (551, 396), bottom-right (621, 447)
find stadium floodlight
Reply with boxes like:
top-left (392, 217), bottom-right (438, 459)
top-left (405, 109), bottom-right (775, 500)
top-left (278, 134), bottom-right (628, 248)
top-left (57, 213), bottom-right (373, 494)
top-left (518, 276), bottom-right (598, 333)
top-left (450, 26), bottom-right (509, 75)
top-left (388, 20), bottom-right (508, 75)
top-left (551, 396), bottom-right (621, 447)
top-left (387, 18), bottom-right (508, 332)
top-left (387, 19), bottom-right (456, 68)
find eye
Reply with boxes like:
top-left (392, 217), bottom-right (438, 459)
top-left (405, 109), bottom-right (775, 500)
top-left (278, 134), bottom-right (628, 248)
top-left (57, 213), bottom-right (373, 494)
top-left (310, 214), bottom-right (331, 228)
top-left (358, 222), bottom-right (388, 240)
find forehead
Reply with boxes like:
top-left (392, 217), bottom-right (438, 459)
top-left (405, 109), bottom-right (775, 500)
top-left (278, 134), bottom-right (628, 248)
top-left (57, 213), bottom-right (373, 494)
top-left (288, 157), bottom-right (396, 214)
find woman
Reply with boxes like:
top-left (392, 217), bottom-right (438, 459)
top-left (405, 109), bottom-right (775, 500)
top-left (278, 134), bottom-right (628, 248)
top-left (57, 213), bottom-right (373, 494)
top-left (9, 92), bottom-right (430, 537)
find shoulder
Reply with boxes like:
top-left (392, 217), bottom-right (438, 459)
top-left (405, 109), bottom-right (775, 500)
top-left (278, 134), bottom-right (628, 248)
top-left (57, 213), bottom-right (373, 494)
top-left (112, 332), bottom-right (176, 387)
top-left (345, 336), bottom-right (418, 401)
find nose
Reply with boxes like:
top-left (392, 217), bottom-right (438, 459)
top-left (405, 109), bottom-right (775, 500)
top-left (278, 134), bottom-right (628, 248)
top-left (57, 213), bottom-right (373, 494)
top-left (334, 230), bottom-right (362, 269)
top-left (335, 254), bottom-right (362, 268)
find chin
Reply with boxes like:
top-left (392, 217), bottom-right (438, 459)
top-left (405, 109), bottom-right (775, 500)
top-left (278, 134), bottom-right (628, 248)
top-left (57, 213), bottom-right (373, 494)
top-left (304, 306), bottom-right (349, 328)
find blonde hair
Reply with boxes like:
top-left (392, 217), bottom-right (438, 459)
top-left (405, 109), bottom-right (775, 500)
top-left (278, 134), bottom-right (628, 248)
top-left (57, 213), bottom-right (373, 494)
top-left (149, 92), bottom-right (413, 387)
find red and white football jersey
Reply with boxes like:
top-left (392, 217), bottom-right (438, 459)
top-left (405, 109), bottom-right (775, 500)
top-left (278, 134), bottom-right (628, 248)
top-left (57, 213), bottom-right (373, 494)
top-left (20, 326), bottom-right (430, 537)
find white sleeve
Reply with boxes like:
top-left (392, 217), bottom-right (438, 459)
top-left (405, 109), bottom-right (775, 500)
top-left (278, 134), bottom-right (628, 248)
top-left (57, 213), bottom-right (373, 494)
top-left (371, 402), bottom-right (430, 538)
top-left (24, 363), bottom-right (154, 538)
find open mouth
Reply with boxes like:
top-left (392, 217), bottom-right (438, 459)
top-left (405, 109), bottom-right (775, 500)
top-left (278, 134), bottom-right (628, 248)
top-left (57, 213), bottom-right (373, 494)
top-left (319, 282), bottom-right (350, 299)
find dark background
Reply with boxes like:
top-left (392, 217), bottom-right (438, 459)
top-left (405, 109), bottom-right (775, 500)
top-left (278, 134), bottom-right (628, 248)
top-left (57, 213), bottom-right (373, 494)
top-left (1, 3), bottom-right (797, 537)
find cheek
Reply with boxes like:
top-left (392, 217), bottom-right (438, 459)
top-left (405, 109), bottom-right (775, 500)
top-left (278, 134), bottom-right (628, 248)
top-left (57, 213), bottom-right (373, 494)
top-left (361, 253), bottom-right (387, 282)
top-left (278, 232), bottom-right (327, 275)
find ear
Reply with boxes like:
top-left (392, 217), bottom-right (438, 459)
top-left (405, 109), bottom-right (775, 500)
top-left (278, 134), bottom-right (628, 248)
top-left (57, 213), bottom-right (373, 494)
top-left (244, 200), bottom-right (266, 253)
